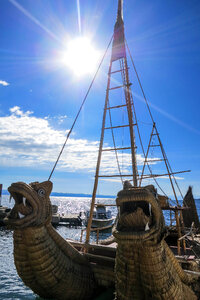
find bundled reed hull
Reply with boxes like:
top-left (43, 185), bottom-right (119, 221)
top-left (113, 183), bottom-right (197, 300)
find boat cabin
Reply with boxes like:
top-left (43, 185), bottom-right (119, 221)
top-left (85, 204), bottom-right (112, 220)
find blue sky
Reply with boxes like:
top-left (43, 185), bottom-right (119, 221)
top-left (0, 0), bottom-right (200, 198)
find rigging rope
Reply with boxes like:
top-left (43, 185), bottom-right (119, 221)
top-left (130, 92), bottom-right (168, 197)
top-left (125, 39), bottom-right (182, 199)
top-left (48, 35), bottom-right (113, 181)
top-left (125, 39), bottom-right (154, 124)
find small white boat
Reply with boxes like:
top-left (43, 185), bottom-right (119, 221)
top-left (84, 204), bottom-right (115, 228)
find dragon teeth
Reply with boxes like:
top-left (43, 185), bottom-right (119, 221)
top-left (145, 222), bottom-right (150, 231)
top-left (9, 195), bottom-right (13, 203)
top-left (18, 212), bottom-right (25, 219)
top-left (23, 197), bottom-right (26, 206)
top-left (149, 203), bottom-right (151, 216)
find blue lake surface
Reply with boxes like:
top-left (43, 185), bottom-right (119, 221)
top-left (0, 195), bottom-right (199, 299)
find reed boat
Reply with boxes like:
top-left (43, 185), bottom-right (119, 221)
top-left (5, 0), bottom-right (200, 299)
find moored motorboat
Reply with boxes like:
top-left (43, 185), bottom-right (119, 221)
top-left (84, 204), bottom-right (115, 229)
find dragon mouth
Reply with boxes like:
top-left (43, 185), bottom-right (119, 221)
top-left (4, 182), bottom-right (36, 227)
top-left (113, 185), bottom-right (164, 240)
top-left (118, 200), bottom-right (154, 233)
top-left (9, 191), bottom-right (33, 220)
top-left (4, 181), bottom-right (52, 229)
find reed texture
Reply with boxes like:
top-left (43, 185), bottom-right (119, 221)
top-left (113, 184), bottom-right (197, 300)
top-left (6, 181), bottom-right (95, 300)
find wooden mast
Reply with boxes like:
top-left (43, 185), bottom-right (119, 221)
top-left (85, 0), bottom-right (138, 244)
top-left (113, 0), bottom-right (138, 186)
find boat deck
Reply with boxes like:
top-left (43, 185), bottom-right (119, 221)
top-left (68, 239), bottom-right (116, 287)
top-left (67, 239), bottom-right (200, 286)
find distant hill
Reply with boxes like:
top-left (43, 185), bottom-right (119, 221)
top-left (2, 189), bottom-right (115, 198)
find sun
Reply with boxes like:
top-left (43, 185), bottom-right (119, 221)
top-left (62, 37), bottom-right (100, 77)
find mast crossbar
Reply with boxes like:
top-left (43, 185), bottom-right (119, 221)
top-left (145, 159), bottom-right (165, 163)
top-left (105, 124), bottom-right (137, 130)
top-left (98, 169), bottom-right (190, 179)
top-left (149, 144), bottom-right (160, 147)
top-left (108, 85), bottom-right (124, 90)
top-left (110, 68), bottom-right (129, 74)
top-left (98, 174), bottom-right (134, 178)
top-left (107, 104), bottom-right (127, 109)
top-left (108, 83), bottom-right (132, 91)
top-left (140, 170), bottom-right (191, 179)
top-left (102, 146), bottom-right (131, 151)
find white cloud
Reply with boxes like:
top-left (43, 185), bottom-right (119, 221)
top-left (0, 107), bottom-right (130, 174)
top-left (0, 107), bottom-right (162, 177)
top-left (9, 106), bottom-right (33, 117)
top-left (0, 80), bottom-right (9, 86)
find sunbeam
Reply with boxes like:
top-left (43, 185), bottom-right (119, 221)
top-left (132, 91), bottom-right (200, 136)
top-left (76, 0), bottom-right (82, 34)
top-left (8, 0), bottom-right (61, 43)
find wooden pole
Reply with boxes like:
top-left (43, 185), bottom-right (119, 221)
top-left (85, 64), bottom-right (112, 245)
top-left (123, 57), bottom-right (138, 186)
top-left (175, 210), bottom-right (182, 256)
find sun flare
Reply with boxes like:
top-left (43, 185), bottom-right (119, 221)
top-left (62, 37), bottom-right (100, 77)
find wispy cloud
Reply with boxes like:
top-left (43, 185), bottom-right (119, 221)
top-left (0, 107), bottom-right (163, 180)
top-left (10, 106), bottom-right (32, 116)
top-left (0, 106), bottom-right (185, 198)
top-left (0, 80), bottom-right (9, 86)
top-left (0, 107), bottom-right (140, 175)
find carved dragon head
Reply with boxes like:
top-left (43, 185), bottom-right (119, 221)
top-left (4, 181), bottom-right (53, 229)
top-left (113, 181), bottom-right (166, 244)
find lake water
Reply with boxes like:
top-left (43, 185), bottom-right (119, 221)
top-left (0, 195), bottom-right (118, 300)
top-left (0, 195), bottom-right (199, 300)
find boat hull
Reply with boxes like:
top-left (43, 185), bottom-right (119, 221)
top-left (89, 217), bottom-right (115, 228)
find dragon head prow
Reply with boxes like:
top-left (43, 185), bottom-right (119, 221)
top-left (4, 181), bottom-right (53, 229)
top-left (113, 181), bottom-right (166, 244)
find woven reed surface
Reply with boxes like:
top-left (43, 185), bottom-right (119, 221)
top-left (113, 185), bottom-right (197, 300)
top-left (114, 240), bottom-right (197, 300)
top-left (7, 181), bottom-right (97, 300)
top-left (182, 186), bottom-right (200, 229)
top-left (14, 223), bottom-right (95, 300)
top-left (91, 264), bottom-right (115, 287)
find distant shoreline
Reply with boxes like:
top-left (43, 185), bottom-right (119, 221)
top-left (2, 190), bottom-right (115, 199)
top-left (51, 192), bottom-right (115, 198)
top-left (2, 190), bottom-right (199, 200)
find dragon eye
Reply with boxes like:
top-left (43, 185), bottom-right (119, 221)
top-left (38, 188), bottom-right (46, 197)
